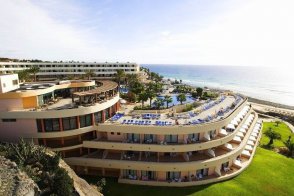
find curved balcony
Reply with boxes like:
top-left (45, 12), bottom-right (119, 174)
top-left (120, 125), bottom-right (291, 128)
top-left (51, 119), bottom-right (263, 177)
top-left (97, 98), bottom-right (248, 135)
top-left (118, 121), bottom-right (262, 186)
top-left (0, 94), bottom-right (119, 119)
top-left (65, 112), bottom-right (258, 171)
top-left (0, 80), bottom-right (95, 99)
top-left (82, 107), bottom-right (252, 152)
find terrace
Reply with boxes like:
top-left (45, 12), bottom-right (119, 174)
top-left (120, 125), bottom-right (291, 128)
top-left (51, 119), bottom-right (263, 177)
top-left (106, 95), bottom-right (243, 127)
top-left (8, 80), bottom-right (118, 111)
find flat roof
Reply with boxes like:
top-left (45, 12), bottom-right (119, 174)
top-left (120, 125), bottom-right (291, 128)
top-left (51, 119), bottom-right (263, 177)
top-left (73, 80), bottom-right (118, 96)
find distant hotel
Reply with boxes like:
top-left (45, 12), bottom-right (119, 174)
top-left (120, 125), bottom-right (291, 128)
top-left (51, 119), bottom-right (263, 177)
top-left (0, 71), bottom-right (262, 186)
top-left (0, 61), bottom-right (140, 80)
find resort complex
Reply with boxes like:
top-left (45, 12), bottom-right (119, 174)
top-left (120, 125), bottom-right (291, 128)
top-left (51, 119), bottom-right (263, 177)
top-left (0, 73), bottom-right (263, 187)
top-left (0, 61), bottom-right (140, 80)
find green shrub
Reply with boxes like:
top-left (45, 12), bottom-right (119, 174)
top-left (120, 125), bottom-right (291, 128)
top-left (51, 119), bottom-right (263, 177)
top-left (51, 168), bottom-right (74, 196)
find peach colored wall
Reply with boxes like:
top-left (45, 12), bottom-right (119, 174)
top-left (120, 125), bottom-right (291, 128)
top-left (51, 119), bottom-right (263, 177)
top-left (0, 98), bottom-right (22, 111)
top-left (0, 119), bottom-right (37, 142)
top-left (199, 132), bottom-right (204, 140)
top-left (107, 132), bottom-right (123, 141)
top-left (178, 135), bottom-right (184, 143)
top-left (189, 170), bottom-right (196, 178)
top-left (208, 167), bottom-right (215, 175)
top-left (157, 171), bottom-right (166, 180)
top-left (181, 171), bottom-right (189, 179)
top-left (158, 135), bottom-right (164, 142)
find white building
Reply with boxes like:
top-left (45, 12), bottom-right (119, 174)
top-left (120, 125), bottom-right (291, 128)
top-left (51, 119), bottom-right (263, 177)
top-left (0, 74), bottom-right (19, 93)
top-left (0, 62), bottom-right (140, 81)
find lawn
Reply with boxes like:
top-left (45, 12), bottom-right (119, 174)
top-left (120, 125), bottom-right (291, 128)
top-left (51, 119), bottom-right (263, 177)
top-left (260, 122), bottom-right (293, 147)
top-left (82, 122), bottom-right (294, 196)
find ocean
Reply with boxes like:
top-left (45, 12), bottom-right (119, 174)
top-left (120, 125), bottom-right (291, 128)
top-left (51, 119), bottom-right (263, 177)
top-left (142, 65), bottom-right (294, 107)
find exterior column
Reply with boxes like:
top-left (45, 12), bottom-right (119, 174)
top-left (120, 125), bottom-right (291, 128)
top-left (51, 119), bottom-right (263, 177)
top-left (91, 113), bottom-right (95, 126)
top-left (77, 116), bottom-right (80, 128)
top-left (59, 118), bottom-right (64, 146)
top-left (102, 110), bottom-right (105, 122)
top-left (40, 119), bottom-right (46, 145)
top-left (109, 106), bottom-right (112, 116)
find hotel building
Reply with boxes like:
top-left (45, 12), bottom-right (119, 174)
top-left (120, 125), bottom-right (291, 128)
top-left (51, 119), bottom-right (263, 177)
top-left (0, 74), bottom-right (262, 186)
top-left (0, 62), bottom-right (140, 80)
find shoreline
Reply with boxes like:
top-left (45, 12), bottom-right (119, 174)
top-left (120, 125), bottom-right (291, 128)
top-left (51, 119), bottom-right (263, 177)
top-left (163, 77), bottom-right (294, 110)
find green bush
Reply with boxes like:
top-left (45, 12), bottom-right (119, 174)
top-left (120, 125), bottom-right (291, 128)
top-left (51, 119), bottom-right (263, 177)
top-left (182, 104), bottom-right (193, 112)
top-left (0, 139), bottom-right (74, 195)
top-left (51, 168), bottom-right (74, 196)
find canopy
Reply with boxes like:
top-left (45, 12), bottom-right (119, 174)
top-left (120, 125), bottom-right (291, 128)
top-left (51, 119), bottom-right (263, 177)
top-left (233, 136), bottom-right (242, 142)
top-left (247, 140), bottom-right (255, 146)
top-left (245, 145), bottom-right (253, 151)
top-left (242, 150), bottom-right (251, 157)
top-left (227, 124), bottom-right (235, 130)
top-left (231, 119), bottom-right (239, 126)
top-left (239, 128), bottom-right (246, 133)
top-left (237, 132), bottom-right (244, 138)
top-left (219, 129), bottom-right (228, 136)
top-left (224, 143), bottom-right (233, 150)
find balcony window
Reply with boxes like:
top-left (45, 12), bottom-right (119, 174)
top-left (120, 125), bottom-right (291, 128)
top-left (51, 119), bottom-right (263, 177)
top-left (141, 171), bottom-right (155, 180)
top-left (127, 133), bottom-right (140, 143)
top-left (209, 130), bottom-right (217, 139)
top-left (165, 135), bottom-right (178, 143)
top-left (2, 119), bottom-right (16, 122)
top-left (94, 111), bottom-right (102, 123)
top-left (123, 170), bottom-right (137, 179)
top-left (44, 118), bottom-right (60, 132)
top-left (79, 114), bottom-right (92, 128)
top-left (62, 117), bottom-right (77, 130)
top-left (105, 108), bottom-right (110, 119)
top-left (144, 134), bottom-right (156, 143)
top-left (188, 133), bottom-right (200, 142)
top-left (196, 168), bottom-right (209, 179)
top-left (166, 172), bottom-right (181, 181)
top-left (36, 119), bottom-right (42, 132)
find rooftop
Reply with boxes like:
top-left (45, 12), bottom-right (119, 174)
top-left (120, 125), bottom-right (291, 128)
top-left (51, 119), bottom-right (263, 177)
top-left (106, 95), bottom-right (244, 126)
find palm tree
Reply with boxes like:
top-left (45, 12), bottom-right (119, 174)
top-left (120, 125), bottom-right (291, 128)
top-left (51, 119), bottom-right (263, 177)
top-left (125, 73), bottom-right (139, 88)
top-left (154, 98), bottom-right (164, 109)
top-left (138, 91), bottom-right (149, 107)
top-left (84, 69), bottom-right (95, 80)
top-left (264, 127), bottom-right (281, 146)
top-left (275, 120), bottom-right (281, 127)
top-left (164, 95), bottom-right (173, 108)
top-left (283, 136), bottom-right (294, 157)
top-left (18, 69), bottom-right (30, 82)
top-left (196, 87), bottom-right (203, 97)
top-left (115, 69), bottom-right (125, 87)
top-left (177, 93), bottom-right (187, 105)
top-left (29, 65), bottom-right (40, 82)
top-left (146, 89), bottom-right (156, 107)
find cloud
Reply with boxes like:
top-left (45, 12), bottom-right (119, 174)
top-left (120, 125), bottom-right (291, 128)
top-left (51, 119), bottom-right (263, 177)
top-left (0, 0), bottom-right (106, 61)
top-left (0, 0), bottom-right (293, 67)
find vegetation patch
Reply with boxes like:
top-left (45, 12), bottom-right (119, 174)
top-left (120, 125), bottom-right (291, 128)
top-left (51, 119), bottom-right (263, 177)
top-left (261, 122), bottom-right (294, 157)
top-left (0, 139), bottom-right (74, 196)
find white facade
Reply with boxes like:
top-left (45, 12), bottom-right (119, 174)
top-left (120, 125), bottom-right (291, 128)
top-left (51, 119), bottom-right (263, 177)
top-left (0, 74), bottom-right (19, 93)
top-left (0, 62), bottom-right (140, 80)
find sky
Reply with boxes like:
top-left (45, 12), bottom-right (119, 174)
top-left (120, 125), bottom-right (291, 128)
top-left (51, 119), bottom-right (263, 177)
top-left (0, 0), bottom-right (294, 66)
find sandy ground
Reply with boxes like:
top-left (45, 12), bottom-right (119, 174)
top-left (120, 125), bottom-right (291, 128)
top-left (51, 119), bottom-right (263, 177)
top-left (250, 102), bottom-right (294, 133)
top-left (250, 102), bottom-right (294, 116)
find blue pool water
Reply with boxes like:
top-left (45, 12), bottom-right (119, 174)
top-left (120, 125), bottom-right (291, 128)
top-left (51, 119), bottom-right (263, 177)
top-left (156, 94), bottom-right (195, 106)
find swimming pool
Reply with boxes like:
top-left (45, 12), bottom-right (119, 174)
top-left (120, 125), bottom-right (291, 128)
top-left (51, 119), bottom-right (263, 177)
top-left (156, 94), bottom-right (195, 106)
